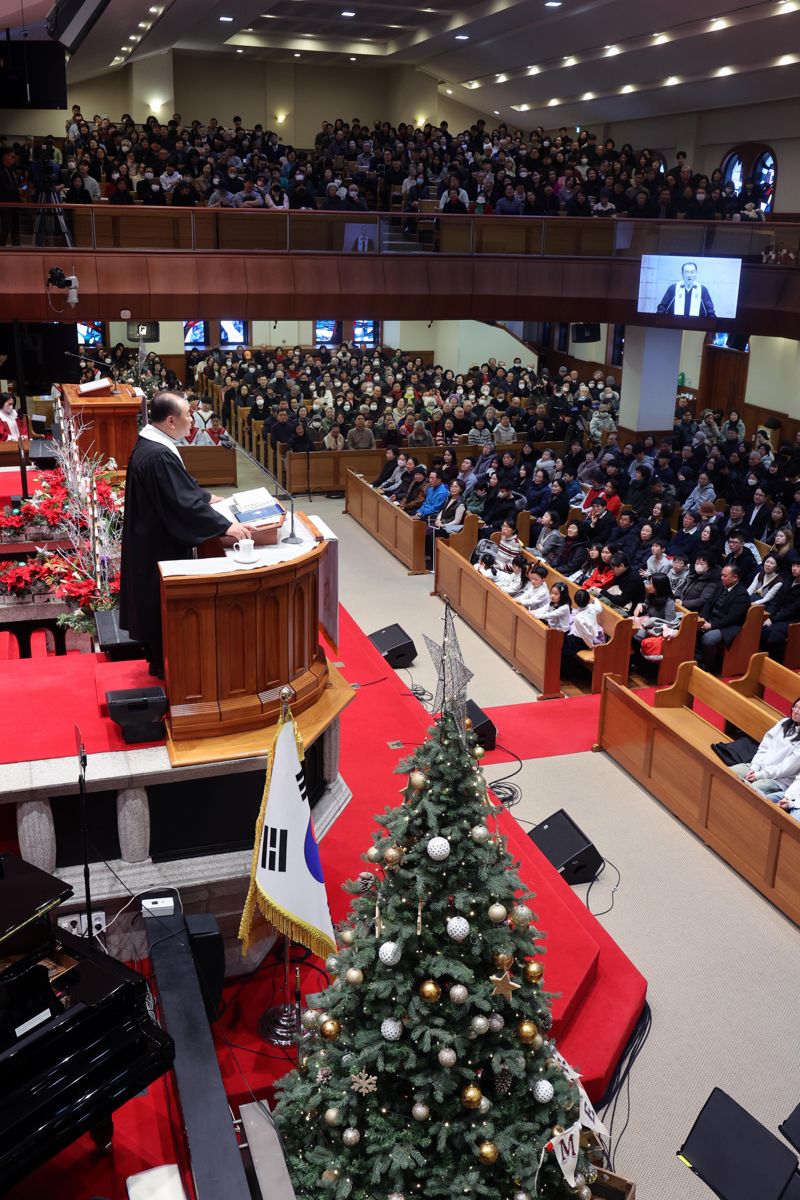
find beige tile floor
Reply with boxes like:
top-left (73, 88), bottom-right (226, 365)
top-left (228, 450), bottom-right (800, 1200)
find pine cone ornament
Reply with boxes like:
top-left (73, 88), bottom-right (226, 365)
top-left (316, 1066), bottom-right (333, 1085)
top-left (494, 1067), bottom-right (513, 1096)
top-left (537, 1010), bottom-right (553, 1032)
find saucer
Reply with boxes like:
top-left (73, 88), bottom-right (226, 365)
top-left (233, 555), bottom-right (259, 567)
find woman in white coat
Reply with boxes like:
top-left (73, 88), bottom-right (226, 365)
top-left (731, 699), bottom-right (800, 796)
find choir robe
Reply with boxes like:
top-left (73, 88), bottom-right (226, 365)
top-left (119, 435), bottom-right (231, 659)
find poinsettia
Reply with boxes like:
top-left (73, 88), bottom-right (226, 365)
top-left (0, 562), bottom-right (37, 594)
top-left (0, 513), bottom-right (25, 532)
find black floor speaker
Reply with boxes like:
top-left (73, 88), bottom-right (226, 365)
top-left (466, 698), bottom-right (496, 751)
top-left (368, 623), bottom-right (417, 669)
top-left (680, 1088), bottom-right (798, 1200)
top-left (106, 687), bottom-right (168, 743)
top-left (527, 809), bottom-right (602, 885)
top-left (186, 914), bottom-right (225, 1022)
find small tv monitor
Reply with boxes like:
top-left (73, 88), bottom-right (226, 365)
top-left (638, 255), bottom-right (742, 321)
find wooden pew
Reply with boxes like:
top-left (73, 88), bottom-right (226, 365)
top-left (654, 610), bottom-right (700, 687)
top-left (344, 469), bottom-right (428, 575)
top-left (597, 666), bottom-right (800, 927)
top-left (721, 604), bottom-right (765, 677)
top-left (178, 445), bottom-right (238, 487)
top-left (727, 652), bottom-right (800, 721)
top-left (447, 512), bottom-right (481, 561)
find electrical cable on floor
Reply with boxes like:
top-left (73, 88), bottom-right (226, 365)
top-left (352, 677), bottom-right (388, 689)
top-left (401, 667), bottom-right (434, 709)
top-left (486, 741), bottom-right (524, 808)
top-left (582, 857), bottom-right (622, 918)
top-left (598, 1000), bottom-right (653, 1172)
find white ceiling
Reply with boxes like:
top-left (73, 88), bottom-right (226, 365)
top-left (7, 0), bottom-right (800, 128)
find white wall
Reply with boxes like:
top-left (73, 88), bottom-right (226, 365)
top-left (250, 321), bottom-right (313, 346)
top-left (679, 330), bottom-right (705, 389)
top-left (107, 319), bottom-right (185, 354)
top-left (381, 321), bottom-right (437, 351)
top-left (569, 324), bottom-right (608, 362)
top-left (431, 321), bottom-right (538, 373)
top-left (745, 336), bottom-right (800, 418)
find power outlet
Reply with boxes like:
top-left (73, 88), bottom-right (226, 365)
top-left (142, 896), bottom-right (175, 918)
top-left (57, 913), bottom-right (83, 936)
top-left (81, 910), bottom-right (107, 937)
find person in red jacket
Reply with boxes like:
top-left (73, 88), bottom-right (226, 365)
top-left (0, 394), bottom-right (26, 441)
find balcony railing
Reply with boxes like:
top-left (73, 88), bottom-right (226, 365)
top-left (1, 202), bottom-right (799, 264)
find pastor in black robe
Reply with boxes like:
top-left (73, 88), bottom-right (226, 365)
top-left (119, 434), bottom-right (231, 665)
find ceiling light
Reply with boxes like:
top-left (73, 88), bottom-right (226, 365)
top-left (562, 55), bottom-right (576, 65)
top-left (652, 32), bottom-right (669, 43)
top-left (422, 7), bottom-right (437, 11)
top-left (664, 75), bottom-right (680, 85)
top-left (350, 55), bottom-right (357, 60)
top-left (518, 103), bottom-right (529, 111)
top-left (493, 110), bottom-right (500, 115)
top-left (138, 21), bottom-right (149, 27)
top-left (294, 51), bottom-right (301, 56)
top-left (445, 87), bottom-right (452, 93)
top-left (242, 27), bottom-right (254, 31)
top-left (779, 0), bottom-right (797, 9)
top-left (275, 112), bottom-right (286, 123)
top-left (219, 15), bottom-right (234, 21)
top-left (465, 80), bottom-right (480, 88)
top-left (496, 73), bottom-right (507, 82)
top-left (544, 1), bottom-right (562, 6)
top-left (604, 44), bottom-right (620, 56)
top-left (130, 34), bottom-right (140, 40)
top-left (777, 52), bottom-right (797, 63)
top-left (455, 34), bottom-right (469, 39)
top-left (528, 65), bottom-right (539, 75)
top-left (236, 48), bottom-right (244, 52)
top-left (620, 83), bottom-right (635, 93)
top-left (710, 16), bottom-right (727, 28)
top-left (581, 91), bottom-right (595, 100)
top-left (121, 45), bottom-right (132, 51)
top-left (716, 65), bottom-right (733, 76)
top-left (341, 9), bottom-right (356, 15)
top-left (548, 97), bottom-right (559, 106)
top-left (148, 5), bottom-right (160, 11)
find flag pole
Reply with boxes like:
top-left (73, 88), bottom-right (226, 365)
top-left (258, 686), bottom-right (302, 1048)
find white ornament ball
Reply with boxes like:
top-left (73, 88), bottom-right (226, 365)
top-left (342, 1127), bottom-right (361, 1147)
top-left (513, 1192), bottom-right (531, 1200)
top-left (579, 1189), bottom-right (592, 1200)
top-left (324, 1107), bottom-right (342, 1126)
top-left (411, 1101), bottom-right (430, 1121)
top-left (426, 836), bottom-right (451, 862)
top-left (446, 916), bottom-right (470, 942)
top-left (449, 984), bottom-right (469, 1005)
top-left (512, 904), bottom-right (533, 926)
top-left (381, 1017), bottom-right (403, 1042)
top-left (479, 1096), bottom-right (492, 1114)
top-left (388, 1193), bottom-right (406, 1200)
top-left (378, 941), bottom-right (402, 967)
top-left (488, 902), bottom-right (508, 924)
top-left (470, 1015), bottom-right (489, 1035)
top-left (470, 824), bottom-right (490, 844)
top-left (301, 1009), bottom-right (320, 1032)
top-left (532, 1079), bottom-right (555, 1104)
top-left (488, 1012), bottom-right (505, 1032)
top-left (366, 845), bottom-right (381, 863)
top-left (345, 967), bottom-right (364, 986)
top-left (409, 770), bottom-right (426, 789)
top-left (325, 955), bottom-right (338, 974)
top-left (574, 1175), bottom-right (586, 1188)
top-left (438, 1047), bottom-right (457, 1067)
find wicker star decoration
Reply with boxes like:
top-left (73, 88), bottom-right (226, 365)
top-left (490, 970), bottom-right (522, 1000)
top-left (351, 1070), bottom-right (378, 1096)
top-left (423, 602), bottom-right (473, 737)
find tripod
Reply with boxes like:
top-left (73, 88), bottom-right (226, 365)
top-left (34, 187), bottom-right (73, 248)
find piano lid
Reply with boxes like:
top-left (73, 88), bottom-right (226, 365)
top-left (0, 855), bottom-right (73, 947)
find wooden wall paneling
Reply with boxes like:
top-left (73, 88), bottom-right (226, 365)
top-left (145, 255), bottom-right (201, 321)
top-left (94, 255), bottom-right (152, 320)
top-left (773, 833), bottom-right (800, 916)
top-left (216, 578), bottom-right (262, 727)
top-left (163, 580), bottom-right (221, 736)
top-left (257, 586), bottom-right (288, 700)
top-left (335, 256), bottom-right (387, 318)
top-left (706, 772), bottom-right (775, 882)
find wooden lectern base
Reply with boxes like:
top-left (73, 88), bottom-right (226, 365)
top-left (165, 661), bottom-right (355, 767)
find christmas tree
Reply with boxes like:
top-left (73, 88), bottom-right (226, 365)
top-left (274, 610), bottom-right (600, 1200)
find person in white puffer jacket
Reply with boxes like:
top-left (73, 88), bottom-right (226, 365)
top-left (730, 700), bottom-right (800, 796)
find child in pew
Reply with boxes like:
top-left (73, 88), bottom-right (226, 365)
top-left (537, 581), bottom-right (572, 632)
top-left (729, 699), bottom-right (800, 798)
top-left (777, 775), bottom-right (800, 821)
top-left (561, 589), bottom-right (607, 672)
top-left (475, 552), bottom-right (499, 581)
top-left (494, 554), bottom-right (527, 596)
top-left (515, 562), bottom-right (551, 613)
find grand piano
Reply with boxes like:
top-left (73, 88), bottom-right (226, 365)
top-left (0, 853), bottom-right (175, 1192)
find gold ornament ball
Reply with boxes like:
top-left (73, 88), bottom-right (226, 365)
top-left (523, 961), bottom-right (544, 984)
top-left (322, 1169), bottom-right (338, 1184)
top-left (488, 902), bottom-right (508, 924)
top-left (553, 1124), bottom-right (566, 1136)
top-left (419, 979), bottom-right (442, 1003)
top-left (340, 929), bottom-right (355, 946)
top-left (478, 1140), bottom-right (499, 1165)
top-left (324, 1106), bottom-right (342, 1126)
top-left (320, 1018), bottom-right (341, 1041)
top-left (366, 846), bottom-right (381, 863)
top-left (383, 846), bottom-right (403, 866)
top-left (461, 1084), bottom-right (483, 1109)
top-left (472, 745), bottom-right (486, 760)
top-left (345, 967), bottom-right (364, 986)
top-left (516, 1019), bottom-right (539, 1044)
top-left (409, 770), bottom-right (427, 789)
top-left (512, 904), bottom-right (533, 928)
top-left (494, 951), bottom-right (514, 971)
top-left (465, 717), bottom-right (473, 731)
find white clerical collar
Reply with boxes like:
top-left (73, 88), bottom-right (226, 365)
top-left (140, 423), bottom-right (183, 460)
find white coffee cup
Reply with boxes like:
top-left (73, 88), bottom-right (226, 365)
top-left (233, 538), bottom-right (255, 561)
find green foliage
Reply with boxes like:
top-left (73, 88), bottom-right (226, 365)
top-left (274, 713), bottom-right (590, 1199)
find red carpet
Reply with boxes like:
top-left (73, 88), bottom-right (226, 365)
top-left (0, 468), bottom-right (42, 501)
top-left (481, 695), bottom-right (602, 764)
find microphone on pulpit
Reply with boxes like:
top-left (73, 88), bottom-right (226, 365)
top-left (257, 462), bottom-right (302, 545)
top-left (63, 351), bottom-right (120, 394)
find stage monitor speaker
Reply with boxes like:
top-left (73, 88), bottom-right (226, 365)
top-left (368, 623), bottom-right (417, 669)
top-left (779, 1101), bottom-right (800, 1155)
top-left (527, 809), bottom-right (602, 885)
top-left (679, 1088), bottom-right (797, 1200)
top-left (186, 914), bottom-right (225, 1022)
top-left (28, 439), bottom-right (58, 468)
top-left (465, 698), bottom-right (496, 751)
top-left (106, 687), bottom-right (168, 744)
top-left (570, 323), bottom-right (601, 344)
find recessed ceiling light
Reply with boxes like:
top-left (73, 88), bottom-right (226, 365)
top-left (779, 0), bottom-right (798, 10)
top-left (454, 34), bottom-right (469, 39)
top-left (121, 45), bottom-right (131, 50)
top-left (562, 55), bottom-right (576, 65)
top-left (548, 97), bottom-right (559, 105)
top-left (341, 9), bottom-right (356, 15)
top-left (664, 75), bottom-right (680, 85)
top-left (716, 65), bottom-right (733, 76)
top-left (652, 32), bottom-right (669, 43)
top-left (604, 44), bottom-right (619, 56)
top-left (138, 21), bottom-right (149, 27)
top-left (129, 34), bottom-right (140, 40)
top-left (293, 51), bottom-right (301, 56)
top-left (777, 52), bottom-right (798, 63)
top-left (544, 1), bottom-right (562, 6)
top-left (242, 27), bottom-right (254, 31)
top-left (710, 16), bottom-right (727, 28)
top-left (496, 73), bottom-right (507, 82)
top-left (518, 103), bottom-right (529, 111)
top-left (219, 15), bottom-right (234, 21)
top-left (350, 55), bottom-right (357, 60)
top-left (148, 5), bottom-right (159, 11)
top-left (528, 65), bottom-right (539, 75)
top-left (422, 7), bottom-right (436, 11)
top-left (581, 91), bottom-right (594, 100)
top-left (493, 110), bottom-right (500, 115)
top-left (465, 80), bottom-right (480, 88)
top-left (620, 83), bottom-right (635, 93)
top-left (445, 87), bottom-right (452, 93)
top-left (236, 48), bottom-right (244, 52)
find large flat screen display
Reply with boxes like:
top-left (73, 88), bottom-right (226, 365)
top-left (637, 255), bottom-right (742, 320)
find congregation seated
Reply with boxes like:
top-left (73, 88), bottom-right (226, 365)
top-left (728, 701), bottom-right (800, 804)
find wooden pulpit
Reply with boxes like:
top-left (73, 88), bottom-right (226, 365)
top-left (61, 381), bottom-right (142, 466)
top-left (160, 542), bottom-right (332, 741)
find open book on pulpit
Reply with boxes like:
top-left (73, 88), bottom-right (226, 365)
top-left (211, 487), bottom-right (285, 529)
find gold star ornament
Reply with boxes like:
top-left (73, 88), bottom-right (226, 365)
top-left (490, 970), bottom-right (521, 1000)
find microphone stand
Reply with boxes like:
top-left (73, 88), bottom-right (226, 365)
top-left (74, 724), bottom-right (94, 940)
top-left (10, 320), bottom-right (29, 500)
top-left (63, 350), bottom-right (120, 394)
top-left (244, 456), bottom-right (303, 545)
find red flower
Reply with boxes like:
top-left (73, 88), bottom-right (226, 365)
top-left (0, 514), bottom-right (24, 532)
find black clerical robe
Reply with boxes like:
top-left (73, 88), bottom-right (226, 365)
top-left (119, 435), bottom-right (231, 656)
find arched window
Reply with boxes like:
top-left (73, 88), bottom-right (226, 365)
top-left (720, 143), bottom-right (777, 213)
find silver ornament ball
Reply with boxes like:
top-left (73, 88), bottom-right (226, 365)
top-left (478, 1096), bottom-right (492, 1114)
top-left (301, 1009), bottom-right (320, 1032)
top-left (488, 902), bottom-right (508, 924)
top-left (470, 824), bottom-right (490, 844)
top-left (446, 916), bottom-right (470, 942)
top-left (449, 983), bottom-right (469, 1005)
top-left (426, 836), bottom-right (451, 862)
top-left (532, 1078), bottom-right (555, 1104)
top-left (579, 1189), bottom-right (592, 1200)
top-left (487, 1012), bottom-right (505, 1032)
top-left (342, 1127), bottom-right (361, 1147)
top-left (438, 1046), bottom-right (457, 1067)
top-left (574, 1175), bottom-right (586, 1188)
top-left (411, 1101), bottom-right (430, 1121)
top-left (512, 904), bottom-right (533, 926)
top-left (345, 967), bottom-right (364, 986)
top-left (513, 1192), bottom-right (531, 1200)
top-left (470, 1015), bottom-right (489, 1035)
top-left (324, 1107), bottom-right (342, 1126)
top-left (388, 1193), bottom-right (405, 1200)
top-left (325, 955), bottom-right (338, 974)
top-left (378, 940), bottom-right (402, 966)
top-left (366, 845), bottom-right (381, 863)
top-left (381, 1017), bottom-right (403, 1042)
